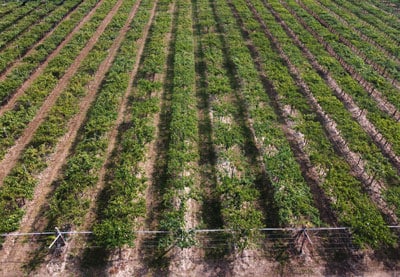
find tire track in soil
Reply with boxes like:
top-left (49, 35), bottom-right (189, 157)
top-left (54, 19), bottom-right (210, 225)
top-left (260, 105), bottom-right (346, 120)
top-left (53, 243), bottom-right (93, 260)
top-left (0, 0), bottom-right (133, 275)
top-left (260, 1), bottom-right (400, 176)
top-left (0, 0), bottom-right (106, 114)
top-left (280, 0), bottom-right (400, 118)
top-left (243, 0), bottom-right (399, 226)
top-left (296, 0), bottom-right (400, 91)
top-left (105, 2), bottom-right (175, 276)
top-left (0, 0), bottom-right (85, 80)
top-left (0, 0), bottom-right (123, 186)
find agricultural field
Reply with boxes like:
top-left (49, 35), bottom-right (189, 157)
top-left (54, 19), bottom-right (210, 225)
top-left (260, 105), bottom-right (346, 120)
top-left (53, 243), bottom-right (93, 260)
top-left (0, 0), bottom-right (399, 275)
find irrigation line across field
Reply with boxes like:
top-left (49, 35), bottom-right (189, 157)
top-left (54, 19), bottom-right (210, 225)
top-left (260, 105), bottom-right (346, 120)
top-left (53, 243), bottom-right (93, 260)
top-left (2, 226), bottom-right (399, 237)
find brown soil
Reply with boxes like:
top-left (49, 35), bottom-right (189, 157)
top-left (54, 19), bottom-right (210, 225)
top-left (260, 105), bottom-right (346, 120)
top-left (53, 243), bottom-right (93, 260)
top-left (0, 0), bottom-right (126, 275)
top-left (0, 0), bottom-right (122, 186)
top-left (0, 0), bottom-right (88, 81)
top-left (0, 0), bottom-right (105, 111)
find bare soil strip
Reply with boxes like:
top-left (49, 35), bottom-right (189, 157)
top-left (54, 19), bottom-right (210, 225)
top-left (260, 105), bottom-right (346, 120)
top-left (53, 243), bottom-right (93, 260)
top-left (0, 0), bottom-right (124, 186)
top-left (0, 0), bottom-right (132, 274)
top-left (297, 0), bottom-right (400, 91)
top-left (0, 0), bottom-right (106, 113)
top-left (261, 1), bottom-right (400, 174)
top-left (0, 0), bottom-right (86, 81)
top-left (251, 1), bottom-right (398, 226)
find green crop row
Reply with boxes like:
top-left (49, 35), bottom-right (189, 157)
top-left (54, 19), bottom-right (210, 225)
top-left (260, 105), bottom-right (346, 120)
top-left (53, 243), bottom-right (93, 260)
top-left (196, 0), bottom-right (263, 249)
top-left (45, 0), bottom-right (155, 231)
top-left (0, 0), bottom-right (118, 160)
top-left (0, 0), bottom-right (135, 237)
top-left (317, 0), bottom-right (400, 59)
top-left (0, 0), bottom-right (99, 101)
top-left (249, 0), bottom-right (396, 247)
top-left (93, 0), bottom-right (173, 250)
top-left (157, 0), bottom-right (200, 250)
top-left (347, 0), bottom-right (400, 33)
top-left (299, 0), bottom-right (400, 83)
top-left (0, 1), bottom-right (43, 32)
top-left (280, 1), bottom-right (400, 179)
top-left (0, 1), bottom-right (62, 50)
top-left (331, 0), bottom-right (400, 45)
top-left (0, 0), bottom-right (83, 74)
top-left (215, 0), bottom-right (320, 228)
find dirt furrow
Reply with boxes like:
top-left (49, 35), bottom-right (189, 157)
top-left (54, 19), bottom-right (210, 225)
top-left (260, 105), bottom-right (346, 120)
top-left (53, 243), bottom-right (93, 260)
top-left (262, 1), bottom-right (400, 174)
top-left (297, 0), bottom-right (400, 91)
top-left (0, 0), bottom-right (106, 114)
top-left (0, 0), bottom-right (85, 81)
top-left (0, 0), bottom-right (124, 186)
top-left (315, 0), bottom-right (400, 64)
top-left (0, 0), bottom-right (133, 274)
top-left (279, 1), bottom-right (400, 123)
top-left (251, 0), bottom-right (398, 226)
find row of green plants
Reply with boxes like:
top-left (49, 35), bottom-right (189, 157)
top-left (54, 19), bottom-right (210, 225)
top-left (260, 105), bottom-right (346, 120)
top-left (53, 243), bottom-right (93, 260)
top-left (271, 0), bottom-right (400, 224)
top-left (347, 0), bottom-right (400, 33)
top-left (0, 0), bottom-right (99, 101)
top-left (241, 0), bottom-right (395, 248)
top-left (93, 0), bottom-right (173, 250)
top-left (317, 0), bottom-right (400, 59)
top-left (315, 0), bottom-right (400, 115)
top-left (197, 0), bottom-right (263, 249)
top-left (0, 0), bottom-right (137, 237)
top-left (331, 0), bottom-right (400, 45)
top-left (45, 0), bottom-right (156, 231)
top-left (0, 0), bottom-right (83, 74)
top-left (260, 0), bottom-right (400, 198)
top-left (0, 2), bottom-right (22, 16)
top-left (215, 0), bottom-right (320, 228)
top-left (0, 0), bottom-right (43, 32)
top-left (282, 0), bottom-right (400, 166)
top-left (299, 0), bottom-right (400, 85)
top-left (0, 1), bottom-right (62, 50)
top-left (366, 0), bottom-right (400, 20)
top-left (0, 0), bottom-right (118, 160)
top-left (157, 0), bottom-right (200, 250)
